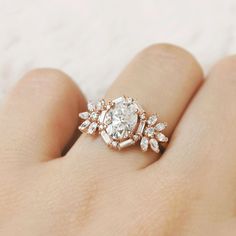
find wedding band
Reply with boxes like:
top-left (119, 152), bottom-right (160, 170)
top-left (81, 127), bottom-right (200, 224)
top-left (78, 96), bottom-right (168, 154)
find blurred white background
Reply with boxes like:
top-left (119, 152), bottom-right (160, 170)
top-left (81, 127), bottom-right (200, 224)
top-left (0, 0), bottom-right (236, 100)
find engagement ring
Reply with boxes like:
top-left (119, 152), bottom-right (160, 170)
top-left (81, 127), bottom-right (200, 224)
top-left (78, 96), bottom-right (168, 154)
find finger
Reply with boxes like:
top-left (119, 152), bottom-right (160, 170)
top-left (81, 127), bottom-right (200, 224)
top-left (0, 68), bottom-right (86, 164)
top-left (69, 44), bottom-right (203, 170)
top-left (157, 56), bottom-right (236, 186)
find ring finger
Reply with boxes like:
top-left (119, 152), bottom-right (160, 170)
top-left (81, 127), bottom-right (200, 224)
top-left (68, 44), bottom-right (203, 170)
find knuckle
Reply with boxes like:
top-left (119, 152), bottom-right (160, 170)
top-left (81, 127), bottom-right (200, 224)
top-left (13, 68), bottom-right (77, 97)
top-left (21, 68), bottom-right (72, 88)
top-left (137, 43), bottom-right (203, 78)
top-left (139, 43), bottom-right (194, 62)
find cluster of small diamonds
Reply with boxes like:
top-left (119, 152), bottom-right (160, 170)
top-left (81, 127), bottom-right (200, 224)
top-left (78, 97), bottom-right (168, 154)
top-left (140, 114), bottom-right (168, 153)
top-left (78, 99), bottom-right (106, 134)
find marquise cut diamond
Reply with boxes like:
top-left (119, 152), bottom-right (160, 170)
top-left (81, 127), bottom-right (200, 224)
top-left (79, 112), bottom-right (90, 120)
top-left (155, 122), bottom-right (167, 131)
top-left (150, 138), bottom-right (160, 153)
top-left (140, 136), bottom-right (149, 151)
top-left (79, 120), bottom-right (90, 131)
top-left (87, 122), bottom-right (98, 134)
top-left (156, 132), bottom-right (168, 142)
top-left (147, 114), bottom-right (158, 126)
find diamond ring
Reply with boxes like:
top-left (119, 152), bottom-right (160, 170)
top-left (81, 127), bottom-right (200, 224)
top-left (78, 96), bottom-right (168, 154)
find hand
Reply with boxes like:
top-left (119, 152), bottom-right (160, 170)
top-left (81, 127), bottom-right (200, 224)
top-left (0, 44), bottom-right (235, 236)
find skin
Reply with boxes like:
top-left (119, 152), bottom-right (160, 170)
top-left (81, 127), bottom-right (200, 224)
top-left (0, 43), bottom-right (236, 235)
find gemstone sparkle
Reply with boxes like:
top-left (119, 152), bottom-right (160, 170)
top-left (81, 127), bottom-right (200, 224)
top-left (140, 136), bottom-right (149, 151)
top-left (104, 97), bottom-right (138, 141)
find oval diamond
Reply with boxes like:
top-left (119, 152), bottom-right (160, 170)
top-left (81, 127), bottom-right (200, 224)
top-left (104, 97), bottom-right (138, 141)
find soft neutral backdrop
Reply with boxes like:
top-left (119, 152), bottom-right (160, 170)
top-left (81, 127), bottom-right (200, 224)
top-left (0, 0), bottom-right (236, 101)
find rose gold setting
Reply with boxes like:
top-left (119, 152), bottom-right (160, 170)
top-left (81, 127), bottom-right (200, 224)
top-left (78, 96), bottom-right (168, 154)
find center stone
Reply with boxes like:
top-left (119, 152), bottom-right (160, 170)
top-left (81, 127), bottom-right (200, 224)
top-left (104, 98), bottom-right (138, 141)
